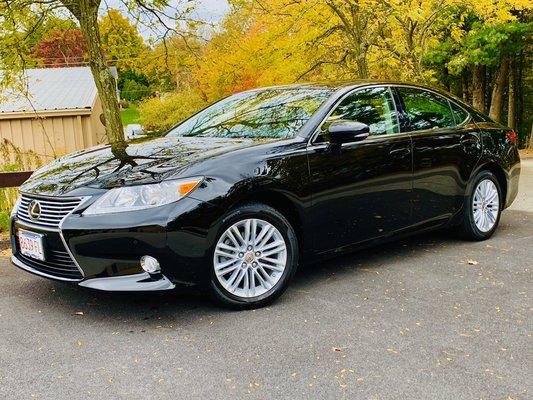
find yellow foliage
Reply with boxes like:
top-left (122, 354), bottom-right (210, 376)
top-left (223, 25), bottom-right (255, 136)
top-left (138, 89), bottom-right (208, 132)
top-left (137, 0), bottom-right (531, 129)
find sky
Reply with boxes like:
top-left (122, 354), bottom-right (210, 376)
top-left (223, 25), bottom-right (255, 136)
top-left (193, 0), bottom-right (230, 22)
top-left (103, 0), bottom-right (230, 40)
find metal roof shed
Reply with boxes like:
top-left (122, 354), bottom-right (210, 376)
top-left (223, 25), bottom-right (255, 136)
top-left (0, 67), bottom-right (107, 164)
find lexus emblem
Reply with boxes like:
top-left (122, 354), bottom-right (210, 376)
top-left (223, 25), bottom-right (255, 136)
top-left (28, 200), bottom-right (42, 220)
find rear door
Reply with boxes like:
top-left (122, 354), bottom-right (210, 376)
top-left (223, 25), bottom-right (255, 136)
top-left (307, 86), bottom-right (413, 253)
top-left (394, 86), bottom-right (481, 227)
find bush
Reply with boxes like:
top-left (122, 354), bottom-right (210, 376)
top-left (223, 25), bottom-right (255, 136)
top-left (0, 211), bottom-right (9, 233)
top-left (0, 139), bottom-right (43, 221)
top-left (138, 89), bottom-right (208, 133)
top-left (121, 79), bottom-right (152, 102)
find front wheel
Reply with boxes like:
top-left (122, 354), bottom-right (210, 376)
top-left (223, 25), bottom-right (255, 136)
top-left (458, 171), bottom-right (502, 241)
top-left (210, 203), bottom-right (298, 309)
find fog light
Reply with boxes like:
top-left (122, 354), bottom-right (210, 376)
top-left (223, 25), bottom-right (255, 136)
top-left (140, 255), bottom-right (160, 274)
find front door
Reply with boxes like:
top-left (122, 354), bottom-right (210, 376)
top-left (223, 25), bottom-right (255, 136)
top-left (307, 86), bottom-right (413, 254)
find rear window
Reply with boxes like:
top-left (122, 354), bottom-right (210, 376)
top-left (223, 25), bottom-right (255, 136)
top-left (397, 87), bottom-right (456, 131)
top-left (450, 102), bottom-right (470, 125)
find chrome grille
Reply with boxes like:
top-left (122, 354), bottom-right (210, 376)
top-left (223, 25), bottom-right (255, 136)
top-left (17, 194), bottom-right (82, 229)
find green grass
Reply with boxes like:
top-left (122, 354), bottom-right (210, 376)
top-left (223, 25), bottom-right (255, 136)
top-left (121, 106), bottom-right (141, 126)
top-left (0, 211), bottom-right (9, 233)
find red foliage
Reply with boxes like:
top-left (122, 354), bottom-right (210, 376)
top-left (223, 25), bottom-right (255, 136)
top-left (229, 74), bottom-right (260, 94)
top-left (32, 29), bottom-right (87, 67)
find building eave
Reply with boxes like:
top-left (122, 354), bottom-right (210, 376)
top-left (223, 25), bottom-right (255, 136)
top-left (0, 108), bottom-right (93, 120)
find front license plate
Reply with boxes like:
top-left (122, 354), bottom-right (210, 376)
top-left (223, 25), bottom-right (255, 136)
top-left (18, 229), bottom-right (45, 261)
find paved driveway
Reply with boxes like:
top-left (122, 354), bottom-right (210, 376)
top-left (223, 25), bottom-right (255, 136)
top-left (1, 161), bottom-right (531, 400)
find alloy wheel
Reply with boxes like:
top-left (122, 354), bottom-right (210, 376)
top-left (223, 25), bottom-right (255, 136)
top-left (472, 179), bottom-right (500, 233)
top-left (214, 218), bottom-right (288, 298)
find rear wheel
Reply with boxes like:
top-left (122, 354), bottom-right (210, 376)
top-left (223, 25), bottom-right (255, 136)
top-left (210, 203), bottom-right (298, 309)
top-left (458, 171), bottom-right (502, 240)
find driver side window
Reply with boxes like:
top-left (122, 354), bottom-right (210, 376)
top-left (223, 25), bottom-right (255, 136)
top-left (319, 87), bottom-right (400, 141)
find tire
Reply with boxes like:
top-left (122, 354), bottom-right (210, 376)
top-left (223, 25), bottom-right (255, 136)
top-left (210, 203), bottom-right (299, 309)
top-left (458, 170), bottom-right (502, 241)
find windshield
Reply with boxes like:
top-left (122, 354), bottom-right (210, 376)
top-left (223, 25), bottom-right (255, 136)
top-left (167, 87), bottom-right (333, 139)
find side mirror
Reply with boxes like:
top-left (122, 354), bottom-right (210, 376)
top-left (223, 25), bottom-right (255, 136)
top-left (328, 120), bottom-right (370, 144)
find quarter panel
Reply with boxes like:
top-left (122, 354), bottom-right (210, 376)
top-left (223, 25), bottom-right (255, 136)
top-left (475, 123), bottom-right (521, 208)
top-left (411, 123), bottom-right (481, 226)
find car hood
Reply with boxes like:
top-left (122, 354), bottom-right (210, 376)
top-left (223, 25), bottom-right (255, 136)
top-left (21, 136), bottom-right (263, 196)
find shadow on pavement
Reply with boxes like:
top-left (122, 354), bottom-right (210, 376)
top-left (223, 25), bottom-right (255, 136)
top-left (6, 210), bottom-right (530, 326)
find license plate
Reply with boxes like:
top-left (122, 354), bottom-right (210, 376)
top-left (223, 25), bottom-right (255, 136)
top-left (18, 229), bottom-right (45, 261)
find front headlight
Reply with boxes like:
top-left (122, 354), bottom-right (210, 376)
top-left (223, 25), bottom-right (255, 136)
top-left (83, 177), bottom-right (203, 216)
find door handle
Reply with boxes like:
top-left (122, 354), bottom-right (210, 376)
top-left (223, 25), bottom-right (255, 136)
top-left (389, 147), bottom-right (411, 158)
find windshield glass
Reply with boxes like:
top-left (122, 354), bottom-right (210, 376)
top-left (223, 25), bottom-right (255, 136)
top-left (167, 87), bottom-right (333, 139)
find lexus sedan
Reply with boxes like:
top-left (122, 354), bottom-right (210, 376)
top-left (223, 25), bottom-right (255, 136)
top-left (10, 82), bottom-right (520, 308)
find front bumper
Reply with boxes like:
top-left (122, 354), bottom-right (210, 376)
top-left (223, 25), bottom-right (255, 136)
top-left (11, 192), bottom-right (223, 291)
top-left (11, 254), bottom-right (176, 291)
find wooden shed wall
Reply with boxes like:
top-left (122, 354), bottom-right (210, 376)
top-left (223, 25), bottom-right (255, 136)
top-left (0, 99), bottom-right (106, 167)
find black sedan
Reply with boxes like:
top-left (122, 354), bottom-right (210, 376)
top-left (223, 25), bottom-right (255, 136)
top-left (10, 82), bottom-right (520, 308)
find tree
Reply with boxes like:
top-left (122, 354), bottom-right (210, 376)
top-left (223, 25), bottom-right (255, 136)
top-left (57, 0), bottom-right (123, 143)
top-left (141, 33), bottom-right (204, 94)
top-left (421, 1), bottom-right (532, 132)
top-left (31, 28), bottom-right (87, 67)
top-left (99, 9), bottom-right (146, 73)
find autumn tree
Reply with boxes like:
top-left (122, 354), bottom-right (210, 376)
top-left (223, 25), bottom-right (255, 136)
top-left (99, 9), bottom-right (146, 73)
top-left (31, 28), bottom-right (87, 67)
top-left (1, 0), bottom-right (201, 144)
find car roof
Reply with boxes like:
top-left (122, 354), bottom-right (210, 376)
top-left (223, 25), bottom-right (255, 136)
top-left (249, 80), bottom-right (438, 91)
top-left (245, 81), bottom-right (464, 101)
top-left (251, 80), bottom-right (470, 110)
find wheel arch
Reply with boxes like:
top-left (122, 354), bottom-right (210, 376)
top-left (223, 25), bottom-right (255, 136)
top-left (472, 162), bottom-right (508, 205)
top-left (231, 190), bottom-right (305, 251)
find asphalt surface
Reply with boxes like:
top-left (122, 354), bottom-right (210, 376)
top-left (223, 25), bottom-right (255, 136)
top-left (1, 161), bottom-right (532, 400)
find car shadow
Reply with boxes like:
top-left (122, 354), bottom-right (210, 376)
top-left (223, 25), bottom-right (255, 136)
top-left (15, 227), bottom-right (460, 323)
top-left (13, 209), bottom-right (527, 326)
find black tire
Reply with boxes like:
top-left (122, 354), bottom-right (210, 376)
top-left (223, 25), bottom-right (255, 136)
top-left (210, 203), bottom-right (299, 309)
top-left (458, 170), bottom-right (502, 241)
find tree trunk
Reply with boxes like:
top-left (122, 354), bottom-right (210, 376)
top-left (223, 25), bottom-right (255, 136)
top-left (61, 0), bottom-right (124, 144)
top-left (489, 57), bottom-right (509, 123)
top-left (472, 65), bottom-right (486, 113)
top-left (507, 57), bottom-right (517, 130)
top-left (356, 54), bottom-right (369, 79)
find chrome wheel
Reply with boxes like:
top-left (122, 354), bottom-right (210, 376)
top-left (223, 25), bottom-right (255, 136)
top-left (472, 179), bottom-right (500, 233)
top-left (214, 219), bottom-right (288, 298)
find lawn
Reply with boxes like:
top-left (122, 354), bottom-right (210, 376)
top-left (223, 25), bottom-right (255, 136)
top-left (120, 105), bottom-right (141, 126)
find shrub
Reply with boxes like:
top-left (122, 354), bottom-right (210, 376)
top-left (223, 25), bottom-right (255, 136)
top-left (0, 211), bottom-right (9, 233)
top-left (0, 139), bottom-right (43, 224)
top-left (121, 79), bottom-right (152, 102)
top-left (138, 89), bottom-right (208, 133)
